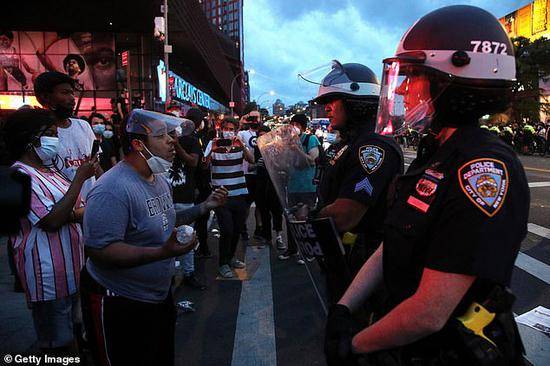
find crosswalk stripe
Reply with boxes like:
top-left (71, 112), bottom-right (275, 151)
top-left (528, 223), bottom-right (550, 240)
top-left (524, 166), bottom-right (550, 174)
top-left (231, 247), bottom-right (276, 366)
top-left (515, 252), bottom-right (550, 285)
top-left (528, 181), bottom-right (550, 188)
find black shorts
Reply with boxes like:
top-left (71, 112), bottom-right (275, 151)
top-left (245, 174), bottom-right (257, 204)
top-left (80, 267), bottom-right (176, 366)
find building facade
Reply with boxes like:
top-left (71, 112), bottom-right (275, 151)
top-left (499, 0), bottom-right (550, 122)
top-left (273, 99), bottom-right (285, 116)
top-left (200, 0), bottom-right (247, 112)
top-left (0, 0), bottom-right (235, 117)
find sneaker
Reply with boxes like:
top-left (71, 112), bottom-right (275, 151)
top-left (230, 258), bottom-right (246, 269)
top-left (177, 300), bottom-right (196, 313)
top-left (305, 255), bottom-right (316, 263)
top-left (218, 265), bottom-right (234, 278)
top-left (296, 257), bottom-right (305, 265)
top-left (184, 273), bottom-right (207, 290)
top-left (278, 250), bottom-right (297, 260)
top-left (276, 235), bottom-right (286, 250)
top-left (211, 228), bottom-right (219, 234)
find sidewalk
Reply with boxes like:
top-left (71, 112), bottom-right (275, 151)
top-left (0, 237), bottom-right (38, 355)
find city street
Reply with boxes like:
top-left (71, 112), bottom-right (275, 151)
top-left (1, 150), bottom-right (548, 366)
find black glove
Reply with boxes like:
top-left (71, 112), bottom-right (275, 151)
top-left (325, 304), bottom-right (357, 366)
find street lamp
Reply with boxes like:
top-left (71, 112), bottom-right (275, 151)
top-left (255, 90), bottom-right (275, 107)
top-left (230, 69), bottom-right (255, 116)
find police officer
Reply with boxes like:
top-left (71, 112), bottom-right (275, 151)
top-left (325, 5), bottom-right (529, 366)
top-left (312, 61), bottom-right (403, 304)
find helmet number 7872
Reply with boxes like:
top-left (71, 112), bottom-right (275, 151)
top-left (470, 40), bottom-right (507, 54)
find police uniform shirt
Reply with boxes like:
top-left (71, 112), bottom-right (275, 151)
top-left (383, 125), bottom-right (530, 312)
top-left (318, 127), bottom-right (403, 235)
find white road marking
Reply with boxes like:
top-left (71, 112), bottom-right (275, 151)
top-left (515, 252), bottom-right (550, 285)
top-left (528, 223), bottom-right (550, 240)
top-left (529, 181), bottom-right (550, 188)
top-left (231, 247), bottom-right (276, 366)
top-left (514, 224), bottom-right (550, 284)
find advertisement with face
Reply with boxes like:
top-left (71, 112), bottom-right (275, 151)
top-left (0, 31), bottom-right (115, 92)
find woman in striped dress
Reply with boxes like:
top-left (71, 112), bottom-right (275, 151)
top-left (1, 108), bottom-right (98, 354)
top-left (204, 118), bottom-right (254, 278)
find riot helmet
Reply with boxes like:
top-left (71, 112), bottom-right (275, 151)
top-left (375, 5), bottom-right (516, 137)
top-left (304, 61), bottom-right (380, 134)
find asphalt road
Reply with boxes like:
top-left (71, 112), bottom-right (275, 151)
top-left (172, 149), bottom-right (550, 366)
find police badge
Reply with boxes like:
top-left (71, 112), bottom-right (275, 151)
top-left (458, 158), bottom-right (509, 217)
top-left (359, 145), bottom-right (385, 174)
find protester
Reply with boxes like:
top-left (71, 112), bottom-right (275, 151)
top-left (34, 71), bottom-right (102, 200)
top-left (167, 115), bottom-right (206, 289)
top-left (186, 108), bottom-right (214, 258)
top-left (81, 109), bottom-right (227, 366)
top-left (254, 125), bottom-right (284, 248)
top-left (238, 111), bottom-right (262, 241)
top-left (1, 108), bottom-right (98, 355)
top-left (279, 113), bottom-right (321, 263)
top-left (204, 117), bottom-right (254, 278)
top-left (90, 113), bottom-right (118, 172)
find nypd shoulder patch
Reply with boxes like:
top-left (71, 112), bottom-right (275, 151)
top-left (458, 158), bottom-right (509, 217)
top-left (358, 145), bottom-right (385, 174)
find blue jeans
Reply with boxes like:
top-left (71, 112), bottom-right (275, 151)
top-left (174, 203), bottom-right (195, 276)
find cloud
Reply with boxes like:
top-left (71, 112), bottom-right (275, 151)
top-left (244, 0), bottom-right (530, 108)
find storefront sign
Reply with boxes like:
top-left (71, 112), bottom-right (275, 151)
top-left (157, 60), bottom-right (211, 109)
top-left (121, 51), bottom-right (129, 67)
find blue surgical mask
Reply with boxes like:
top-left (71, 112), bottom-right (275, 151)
top-left (222, 131), bottom-right (235, 139)
top-left (92, 124), bottom-right (106, 135)
top-left (34, 136), bottom-right (59, 163)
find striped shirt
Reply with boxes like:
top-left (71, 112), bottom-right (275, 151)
top-left (9, 162), bottom-right (84, 303)
top-left (206, 141), bottom-right (248, 196)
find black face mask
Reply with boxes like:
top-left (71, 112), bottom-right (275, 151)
top-left (51, 104), bottom-right (74, 120)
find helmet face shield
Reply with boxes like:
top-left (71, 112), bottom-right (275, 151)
top-left (375, 61), bottom-right (449, 136)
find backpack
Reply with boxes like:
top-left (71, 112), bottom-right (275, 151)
top-left (302, 134), bottom-right (327, 166)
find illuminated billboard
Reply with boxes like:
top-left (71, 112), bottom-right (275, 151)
top-left (0, 31), bottom-right (116, 93)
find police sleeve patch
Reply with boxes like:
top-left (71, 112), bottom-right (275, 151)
top-left (458, 158), bottom-right (509, 217)
top-left (358, 145), bottom-right (385, 173)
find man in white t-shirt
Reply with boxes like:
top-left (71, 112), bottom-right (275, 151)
top-left (34, 71), bottom-right (102, 199)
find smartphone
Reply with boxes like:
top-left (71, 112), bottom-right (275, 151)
top-left (91, 140), bottom-right (100, 156)
top-left (216, 138), bottom-right (232, 147)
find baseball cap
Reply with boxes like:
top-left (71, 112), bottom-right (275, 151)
top-left (185, 108), bottom-right (207, 125)
top-left (126, 109), bottom-right (182, 136)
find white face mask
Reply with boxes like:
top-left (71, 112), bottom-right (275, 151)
top-left (140, 144), bottom-right (172, 174)
top-left (103, 130), bottom-right (114, 139)
top-left (222, 131), bottom-right (235, 139)
top-left (34, 136), bottom-right (59, 163)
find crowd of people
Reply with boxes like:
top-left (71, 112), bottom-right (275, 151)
top-left (480, 121), bottom-right (550, 156)
top-left (0, 4), bottom-right (537, 366)
top-left (0, 67), bottom-right (328, 364)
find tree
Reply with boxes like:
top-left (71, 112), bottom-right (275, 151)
top-left (510, 36), bottom-right (550, 124)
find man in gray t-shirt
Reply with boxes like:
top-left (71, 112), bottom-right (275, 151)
top-left (84, 160), bottom-right (177, 302)
top-left (80, 110), bottom-right (227, 366)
